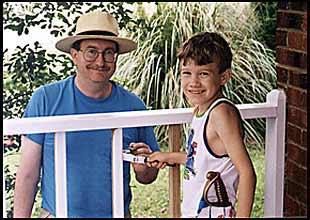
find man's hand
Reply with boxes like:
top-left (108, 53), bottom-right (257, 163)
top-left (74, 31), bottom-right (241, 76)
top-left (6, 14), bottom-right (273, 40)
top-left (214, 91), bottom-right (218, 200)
top-left (129, 142), bottom-right (159, 184)
top-left (129, 142), bottom-right (152, 172)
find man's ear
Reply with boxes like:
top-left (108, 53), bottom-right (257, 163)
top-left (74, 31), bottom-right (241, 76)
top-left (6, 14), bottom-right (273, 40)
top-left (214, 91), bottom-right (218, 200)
top-left (220, 69), bottom-right (232, 85)
top-left (70, 48), bottom-right (79, 65)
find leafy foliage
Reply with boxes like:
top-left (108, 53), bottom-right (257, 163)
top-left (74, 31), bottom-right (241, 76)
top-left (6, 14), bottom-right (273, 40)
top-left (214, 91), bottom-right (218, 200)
top-left (4, 163), bottom-right (16, 218)
top-left (4, 147), bottom-right (20, 218)
top-left (3, 43), bottom-right (72, 119)
top-left (250, 2), bottom-right (277, 50)
top-left (3, 2), bottom-right (136, 37)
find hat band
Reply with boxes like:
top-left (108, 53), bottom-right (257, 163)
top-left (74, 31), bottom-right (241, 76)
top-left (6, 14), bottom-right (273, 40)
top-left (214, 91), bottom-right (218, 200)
top-left (77, 31), bottom-right (117, 36)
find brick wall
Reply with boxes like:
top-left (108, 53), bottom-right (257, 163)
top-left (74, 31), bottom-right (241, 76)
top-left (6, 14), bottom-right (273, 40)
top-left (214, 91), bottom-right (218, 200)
top-left (276, 1), bottom-right (307, 217)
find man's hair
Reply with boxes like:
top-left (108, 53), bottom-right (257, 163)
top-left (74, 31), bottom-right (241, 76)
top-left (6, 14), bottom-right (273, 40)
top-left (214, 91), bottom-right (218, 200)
top-left (72, 40), bottom-right (82, 51)
top-left (177, 32), bottom-right (232, 74)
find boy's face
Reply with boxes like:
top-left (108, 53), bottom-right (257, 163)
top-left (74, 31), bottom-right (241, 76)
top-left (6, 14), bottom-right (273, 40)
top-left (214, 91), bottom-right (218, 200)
top-left (180, 58), bottom-right (230, 113)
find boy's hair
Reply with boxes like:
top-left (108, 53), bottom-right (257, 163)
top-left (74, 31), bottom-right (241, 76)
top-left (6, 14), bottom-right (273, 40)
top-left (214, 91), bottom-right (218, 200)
top-left (177, 32), bottom-right (232, 74)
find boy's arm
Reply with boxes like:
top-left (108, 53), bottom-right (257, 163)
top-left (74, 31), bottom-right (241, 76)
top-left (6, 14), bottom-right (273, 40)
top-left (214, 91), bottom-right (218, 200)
top-left (211, 104), bottom-right (256, 217)
top-left (13, 136), bottom-right (42, 218)
top-left (147, 152), bottom-right (187, 169)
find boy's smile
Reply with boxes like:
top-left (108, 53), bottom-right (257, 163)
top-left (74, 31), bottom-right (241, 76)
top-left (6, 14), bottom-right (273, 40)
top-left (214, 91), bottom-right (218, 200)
top-left (180, 58), bottom-right (229, 114)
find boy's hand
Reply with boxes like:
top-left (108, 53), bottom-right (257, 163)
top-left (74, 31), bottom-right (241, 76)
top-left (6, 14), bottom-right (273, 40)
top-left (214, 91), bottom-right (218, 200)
top-left (147, 152), bottom-right (169, 169)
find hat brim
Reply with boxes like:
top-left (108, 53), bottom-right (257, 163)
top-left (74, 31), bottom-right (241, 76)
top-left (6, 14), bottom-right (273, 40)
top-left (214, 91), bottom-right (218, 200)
top-left (55, 35), bottom-right (137, 54)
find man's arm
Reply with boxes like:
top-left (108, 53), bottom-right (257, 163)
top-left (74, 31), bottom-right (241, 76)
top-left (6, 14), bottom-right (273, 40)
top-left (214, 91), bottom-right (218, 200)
top-left (13, 135), bottom-right (42, 218)
top-left (129, 142), bottom-right (159, 184)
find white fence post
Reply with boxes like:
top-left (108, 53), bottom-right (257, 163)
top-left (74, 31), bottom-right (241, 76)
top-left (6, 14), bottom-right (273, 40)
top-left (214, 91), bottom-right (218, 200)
top-left (264, 90), bottom-right (286, 217)
top-left (54, 132), bottom-right (68, 217)
top-left (112, 128), bottom-right (124, 217)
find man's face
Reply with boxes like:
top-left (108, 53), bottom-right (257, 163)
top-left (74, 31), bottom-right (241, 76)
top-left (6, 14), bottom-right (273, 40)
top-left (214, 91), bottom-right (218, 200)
top-left (70, 39), bottom-right (118, 84)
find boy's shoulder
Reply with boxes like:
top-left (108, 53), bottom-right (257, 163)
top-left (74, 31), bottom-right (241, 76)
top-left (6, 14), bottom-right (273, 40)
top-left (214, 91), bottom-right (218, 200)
top-left (209, 101), bottom-right (240, 121)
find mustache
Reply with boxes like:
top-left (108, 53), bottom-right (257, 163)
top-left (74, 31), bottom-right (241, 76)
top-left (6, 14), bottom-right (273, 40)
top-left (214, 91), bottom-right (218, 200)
top-left (86, 64), bottom-right (111, 72)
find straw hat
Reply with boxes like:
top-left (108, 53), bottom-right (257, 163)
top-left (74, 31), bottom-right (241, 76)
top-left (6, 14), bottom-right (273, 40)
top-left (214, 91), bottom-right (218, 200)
top-left (55, 11), bottom-right (137, 54)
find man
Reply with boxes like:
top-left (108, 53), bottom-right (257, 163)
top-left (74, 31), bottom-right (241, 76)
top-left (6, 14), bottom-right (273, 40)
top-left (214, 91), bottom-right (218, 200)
top-left (13, 11), bottom-right (160, 218)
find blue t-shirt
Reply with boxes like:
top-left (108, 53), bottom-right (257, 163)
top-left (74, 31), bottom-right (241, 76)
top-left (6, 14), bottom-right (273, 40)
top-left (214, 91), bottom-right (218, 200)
top-left (23, 75), bottom-right (159, 217)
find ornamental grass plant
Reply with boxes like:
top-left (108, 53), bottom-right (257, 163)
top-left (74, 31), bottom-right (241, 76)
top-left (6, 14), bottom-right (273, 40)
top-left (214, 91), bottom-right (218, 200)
top-left (115, 2), bottom-right (276, 149)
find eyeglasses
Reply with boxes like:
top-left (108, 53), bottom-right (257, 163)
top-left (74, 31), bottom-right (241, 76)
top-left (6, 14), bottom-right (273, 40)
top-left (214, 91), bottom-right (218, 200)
top-left (79, 47), bottom-right (118, 63)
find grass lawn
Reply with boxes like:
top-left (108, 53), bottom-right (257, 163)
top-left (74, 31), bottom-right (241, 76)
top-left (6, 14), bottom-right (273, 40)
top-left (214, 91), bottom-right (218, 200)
top-left (4, 146), bottom-right (265, 218)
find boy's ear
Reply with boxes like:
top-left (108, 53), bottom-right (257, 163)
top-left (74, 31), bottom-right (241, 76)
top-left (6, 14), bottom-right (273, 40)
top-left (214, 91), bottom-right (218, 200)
top-left (220, 69), bottom-right (232, 85)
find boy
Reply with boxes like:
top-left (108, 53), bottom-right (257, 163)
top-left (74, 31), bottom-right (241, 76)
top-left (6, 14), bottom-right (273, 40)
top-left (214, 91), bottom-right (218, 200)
top-left (147, 32), bottom-right (256, 218)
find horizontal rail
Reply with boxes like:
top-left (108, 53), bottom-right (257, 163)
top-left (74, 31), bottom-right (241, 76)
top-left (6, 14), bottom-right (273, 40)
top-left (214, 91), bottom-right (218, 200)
top-left (3, 103), bottom-right (277, 135)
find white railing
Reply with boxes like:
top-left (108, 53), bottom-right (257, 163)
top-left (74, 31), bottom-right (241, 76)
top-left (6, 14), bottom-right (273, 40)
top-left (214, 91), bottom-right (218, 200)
top-left (3, 89), bottom-right (286, 218)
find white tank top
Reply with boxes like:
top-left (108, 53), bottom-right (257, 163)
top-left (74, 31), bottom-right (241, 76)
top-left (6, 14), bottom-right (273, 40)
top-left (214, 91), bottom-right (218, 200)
top-left (181, 98), bottom-right (242, 217)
